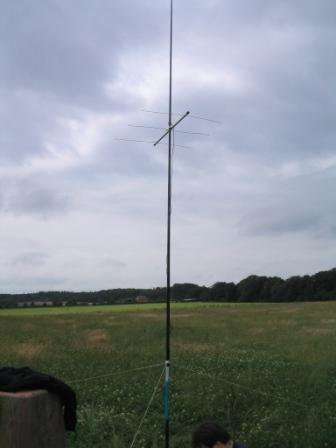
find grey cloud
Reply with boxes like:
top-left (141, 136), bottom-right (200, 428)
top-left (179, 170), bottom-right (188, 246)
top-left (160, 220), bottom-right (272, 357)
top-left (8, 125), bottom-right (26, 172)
top-left (6, 183), bottom-right (71, 217)
top-left (179, 1), bottom-right (336, 38)
top-left (2, 1), bottom-right (113, 106)
top-left (241, 209), bottom-right (321, 236)
top-left (0, 275), bottom-right (68, 294)
top-left (239, 167), bottom-right (336, 237)
top-left (0, 91), bottom-right (58, 161)
top-left (186, 87), bottom-right (333, 172)
top-left (1, 0), bottom-right (165, 107)
top-left (11, 252), bottom-right (50, 267)
top-left (1, 0), bottom-right (336, 292)
top-left (171, 0), bottom-right (336, 164)
top-left (0, 0), bottom-right (167, 164)
top-left (101, 258), bottom-right (127, 269)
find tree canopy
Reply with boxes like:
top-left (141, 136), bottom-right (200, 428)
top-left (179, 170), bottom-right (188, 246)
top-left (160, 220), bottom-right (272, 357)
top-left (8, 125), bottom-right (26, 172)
top-left (1, 268), bottom-right (336, 308)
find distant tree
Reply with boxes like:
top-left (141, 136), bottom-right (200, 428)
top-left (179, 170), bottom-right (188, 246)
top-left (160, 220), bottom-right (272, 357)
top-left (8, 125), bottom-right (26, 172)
top-left (199, 286), bottom-right (210, 301)
top-left (1, 268), bottom-right (336, 307)
top-left (261, 277), bottom-right (285, 302)
top-left (210, 282), bottom-right (238, 302)
top-left (172, 283), bottom-right (202, 301)
top-left (237, 275), bottom-right (268, 302)
top-left (280, 276), bottom-right (313, 301)
top-left (312, 268), bottom-right (336, 300)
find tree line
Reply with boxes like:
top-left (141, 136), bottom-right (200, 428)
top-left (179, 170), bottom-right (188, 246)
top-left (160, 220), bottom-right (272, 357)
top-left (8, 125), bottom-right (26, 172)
top-left (1, 268), bottom-right (336, 308)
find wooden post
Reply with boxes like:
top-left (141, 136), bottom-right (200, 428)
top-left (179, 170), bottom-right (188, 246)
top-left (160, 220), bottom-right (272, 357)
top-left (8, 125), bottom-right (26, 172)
top-left (0, 389), bottom-right (66, 448)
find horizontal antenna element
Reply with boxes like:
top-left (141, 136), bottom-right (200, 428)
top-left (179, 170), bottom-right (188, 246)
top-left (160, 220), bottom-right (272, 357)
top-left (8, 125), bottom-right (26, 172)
top-left (128, 124), bottom-right (209, 136)
top-left (114, 138), bottom-right (192, 149)
top-left (141, 109), bottom-right (221, 124)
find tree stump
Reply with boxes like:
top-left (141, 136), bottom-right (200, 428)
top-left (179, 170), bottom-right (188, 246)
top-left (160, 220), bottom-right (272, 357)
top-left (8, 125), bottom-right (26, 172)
top-left (0, 389), bottom-right (66, 448)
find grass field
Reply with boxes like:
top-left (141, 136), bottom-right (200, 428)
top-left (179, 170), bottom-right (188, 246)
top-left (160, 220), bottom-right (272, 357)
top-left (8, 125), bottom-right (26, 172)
top-left (1, 302), bottom-right (336, 447)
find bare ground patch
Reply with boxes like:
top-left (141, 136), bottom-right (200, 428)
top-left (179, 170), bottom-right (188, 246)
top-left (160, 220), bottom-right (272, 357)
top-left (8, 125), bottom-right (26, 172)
top-left (268, 307), bottom-right (302, 315)
top-left (20, 323), bottom-right (36, 332)
top-left (247, 327), bottom-right (264, 336)
top-left (135, 313), bottom-right (163, 319)
top-left (14, 342), bottom-right (46, 360)
top-left (102, 316), bottom-right (117, 326)
top-left (303, 327), bottom-right (334, 335)
top-left (86, 329), bottom-right (111, 351)
top-left (53, 318), bottom-right (72, 325)
top-left (173, 340), bottom-right (212, 353)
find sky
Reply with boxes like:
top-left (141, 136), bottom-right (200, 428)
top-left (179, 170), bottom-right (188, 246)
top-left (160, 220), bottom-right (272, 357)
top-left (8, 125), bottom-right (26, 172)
top-left (1, 0), bottom-right (336, 293)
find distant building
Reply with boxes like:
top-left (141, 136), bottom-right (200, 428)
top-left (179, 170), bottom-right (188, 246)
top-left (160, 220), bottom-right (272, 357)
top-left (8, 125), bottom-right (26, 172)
top-left (18, 301), bottom-right (53, 307)
top-left (33, 301), bottom-right (53, 307)
top-left (135, 295), bottom-right (149, 303)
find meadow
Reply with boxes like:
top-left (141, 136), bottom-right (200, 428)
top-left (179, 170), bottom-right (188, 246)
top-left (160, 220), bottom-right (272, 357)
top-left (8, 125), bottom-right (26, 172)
top-left (1, 301), bottom-right (336, 447)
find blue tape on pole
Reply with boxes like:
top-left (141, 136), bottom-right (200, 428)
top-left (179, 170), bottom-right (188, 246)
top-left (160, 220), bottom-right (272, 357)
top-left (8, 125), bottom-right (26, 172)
top-left (164, 378), bottom-right (171, 421)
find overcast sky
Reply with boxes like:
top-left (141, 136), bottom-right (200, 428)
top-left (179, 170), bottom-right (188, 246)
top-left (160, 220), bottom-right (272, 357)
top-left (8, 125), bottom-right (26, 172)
top-left (1, 0), bottom-right (336, 293)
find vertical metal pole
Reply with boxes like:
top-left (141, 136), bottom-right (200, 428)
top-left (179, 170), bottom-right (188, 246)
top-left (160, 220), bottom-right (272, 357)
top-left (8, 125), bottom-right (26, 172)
top-left (164, 1), bottom-right (173, 447)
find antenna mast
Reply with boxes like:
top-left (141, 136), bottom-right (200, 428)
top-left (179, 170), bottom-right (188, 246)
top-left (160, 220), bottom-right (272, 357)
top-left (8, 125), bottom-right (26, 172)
top-left (113, 4), bottom-right (214, 445)
top-left (117, 2), bottom-right (192, 444)
top-left (152, 3), bottom-right (190, 445)
top-left (164, 1), bottom-right (173, 446)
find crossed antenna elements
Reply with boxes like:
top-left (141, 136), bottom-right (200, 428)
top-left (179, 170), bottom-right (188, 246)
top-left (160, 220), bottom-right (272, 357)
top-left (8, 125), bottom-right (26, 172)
top-left (114, 109), bottom-right (219, 150)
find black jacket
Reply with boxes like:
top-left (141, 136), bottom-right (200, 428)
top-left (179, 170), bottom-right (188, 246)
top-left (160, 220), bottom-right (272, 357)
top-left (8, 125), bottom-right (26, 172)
top-left (0, 366), bottom-right (77, 431)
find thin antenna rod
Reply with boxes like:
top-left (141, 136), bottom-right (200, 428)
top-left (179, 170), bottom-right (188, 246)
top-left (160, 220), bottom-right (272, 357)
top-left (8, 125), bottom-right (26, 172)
top-left (128, 124), bottom-right (209, 136)
top-left (164, 0), bottom-right (173, 447)
top-left (141, 109), bottom-right (222, 124)
top-left (114, 138), bottom-right (192, 149)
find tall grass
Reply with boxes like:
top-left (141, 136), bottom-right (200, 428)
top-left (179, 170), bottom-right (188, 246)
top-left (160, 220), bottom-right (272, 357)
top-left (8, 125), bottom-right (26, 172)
top-left (1, 302), bottom-right (335, 447)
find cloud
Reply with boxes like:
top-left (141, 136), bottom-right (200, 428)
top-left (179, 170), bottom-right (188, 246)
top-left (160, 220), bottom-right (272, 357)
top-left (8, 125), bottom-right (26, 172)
top-left (238, 165), bottom-right (336, 238)
top-left (5, 181), bottom-right (71, 218)
top-left (1, 0), bottom-right (336, 292)
top-left (11, 252), bottom-right (49, 267)
top-left (100, 258), bottom-right (127, 269)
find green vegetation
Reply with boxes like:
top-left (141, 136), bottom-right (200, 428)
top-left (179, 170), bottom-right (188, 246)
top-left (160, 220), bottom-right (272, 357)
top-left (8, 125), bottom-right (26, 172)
top-left (1, 302), bottom-right (336, 447)
top-left (2, 268), bottom-right (336, 308)
top-left (0, 303), bottom-right (168, 316)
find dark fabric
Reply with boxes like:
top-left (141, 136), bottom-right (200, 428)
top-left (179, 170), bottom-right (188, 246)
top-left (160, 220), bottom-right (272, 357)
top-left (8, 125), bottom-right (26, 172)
top-left (0, 366), bottom-right (77, 431)
top-left (234, 442), bottom-right (248, 448)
